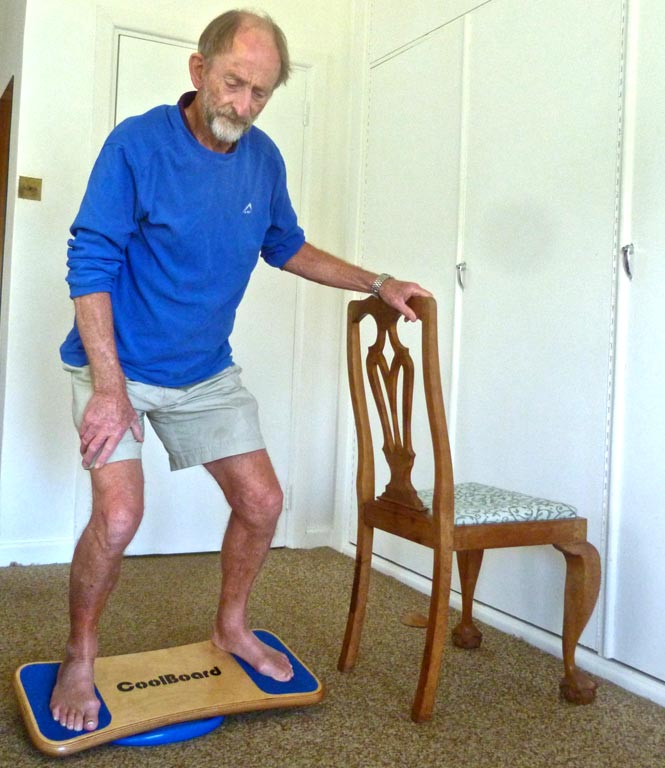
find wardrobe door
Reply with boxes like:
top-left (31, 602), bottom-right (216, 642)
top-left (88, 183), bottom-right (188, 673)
top-left (451, 0), bottom-right (623, 646)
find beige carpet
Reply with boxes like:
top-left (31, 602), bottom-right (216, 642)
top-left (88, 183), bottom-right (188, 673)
top-left (1, 547), bottom-right (663, 767)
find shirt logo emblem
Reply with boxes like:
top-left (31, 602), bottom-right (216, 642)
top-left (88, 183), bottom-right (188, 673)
top-left (242, 203), bottom-right (253, 215)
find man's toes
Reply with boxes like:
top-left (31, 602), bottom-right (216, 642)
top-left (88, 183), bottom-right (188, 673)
top-left (83, 714), bottom-right (98, 732)
top-left (272, 655), bottom-right (293, 681)
top-left (53, 706), bottom-right (97, 732)
top-left (278, 663), bottom-right (294, 681)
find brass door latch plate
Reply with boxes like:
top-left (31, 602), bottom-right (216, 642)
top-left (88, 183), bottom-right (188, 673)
top-left (18, 176), bottom-right (42, 201)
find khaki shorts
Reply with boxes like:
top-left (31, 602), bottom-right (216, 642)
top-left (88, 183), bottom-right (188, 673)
top-left (65, 364), bottom-right (266, 470)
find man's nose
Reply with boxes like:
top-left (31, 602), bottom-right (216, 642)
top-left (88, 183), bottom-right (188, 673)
top-left (233, 88), bottom-right (253, 119)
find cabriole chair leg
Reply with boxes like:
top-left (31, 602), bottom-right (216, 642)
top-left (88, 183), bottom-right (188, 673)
top-left (554, 541), bottom-right (601, 703)
top-left (452, 549), bottom-right (484, 649)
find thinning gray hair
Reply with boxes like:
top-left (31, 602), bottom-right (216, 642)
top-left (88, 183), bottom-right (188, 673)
top-left (198, 9), bottom-right (291, 88)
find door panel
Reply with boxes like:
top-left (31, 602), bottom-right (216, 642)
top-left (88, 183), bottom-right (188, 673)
top-left (452, 0), bottom-right (622, 646)
top-left (368, 0), bottom-right (489, 63)
top-left (357, 21), bottom-right (463, 573)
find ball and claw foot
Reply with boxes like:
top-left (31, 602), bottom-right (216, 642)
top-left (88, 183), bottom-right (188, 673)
top-left (452, 621), bottom-right (483, 650)
top-left (560, 669), bottom-right (598, 704)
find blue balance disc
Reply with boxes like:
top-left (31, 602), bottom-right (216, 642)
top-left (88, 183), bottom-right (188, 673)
top-left (113, 715), bottom-right (225, 747)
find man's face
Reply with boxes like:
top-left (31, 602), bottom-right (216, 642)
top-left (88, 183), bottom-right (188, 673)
top-left (197, 26), bottom-right (282, 145)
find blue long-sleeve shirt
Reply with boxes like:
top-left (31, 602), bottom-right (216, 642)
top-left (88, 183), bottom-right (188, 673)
top-left (60, 94), bottom-right (305, 387)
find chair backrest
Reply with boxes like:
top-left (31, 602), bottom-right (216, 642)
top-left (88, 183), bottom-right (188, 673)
top-left (347, 296), bottom-right (455, 526)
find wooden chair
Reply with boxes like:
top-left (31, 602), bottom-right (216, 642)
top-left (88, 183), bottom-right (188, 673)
top-left (337, 295), bottom-right (601, 722)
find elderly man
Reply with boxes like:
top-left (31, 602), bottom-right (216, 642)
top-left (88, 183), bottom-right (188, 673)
top-left (52, 9), bottom-right (430, 732)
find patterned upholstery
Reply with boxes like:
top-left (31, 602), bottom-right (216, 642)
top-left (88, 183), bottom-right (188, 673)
top-left (417, 482), bottom-right (578, 526)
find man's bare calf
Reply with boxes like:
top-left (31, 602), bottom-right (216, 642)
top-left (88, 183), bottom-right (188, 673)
top-left (205, 452), bottom-right (293, 681)
top-left (50, 460), bottom-right (144, 731)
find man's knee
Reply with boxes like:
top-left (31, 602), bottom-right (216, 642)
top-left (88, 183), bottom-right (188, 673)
top-left (239, 480), bottom-right (283, 520)
top-left (205, 451), bottom-right (284, 525)
top-left (88, 499), bottom-right (143, 554)
top-left (89, 462), bottom-right (144, 553)
top-left (226, 479), bottom-right (284, 532)
top-left (258, 482), bottom-right (284, 516)
top-left (104, 506), bottom-right (143, 549)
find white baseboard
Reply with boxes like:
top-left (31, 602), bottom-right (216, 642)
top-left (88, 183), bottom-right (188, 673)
top-left (287, 526), bottom-right (332, 549)
top-left (0, 538), bottom-right (75, 566)
top-left (340, 543), bottom-right (665, 709)
top-left (303, 528), bottom-right (333, 549)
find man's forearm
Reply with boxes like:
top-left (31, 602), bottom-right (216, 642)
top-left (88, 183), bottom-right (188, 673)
top-left (73, 293), bottom-right (126, 394)
top-left (281, 241), bottom-right (432, 322)
top-left (281, 242), bottom-right (379, 292)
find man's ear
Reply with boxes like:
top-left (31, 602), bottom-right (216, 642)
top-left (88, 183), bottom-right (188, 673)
top-left (189, 52), bottom-right (206, 89)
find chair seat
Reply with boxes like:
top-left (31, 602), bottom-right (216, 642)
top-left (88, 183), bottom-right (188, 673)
top-left (417, 482), bottom-right (578, 526)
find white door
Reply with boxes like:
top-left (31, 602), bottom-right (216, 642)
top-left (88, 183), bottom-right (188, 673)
top-left (76, 32), bottom-right (308, 555)
top-left (449, 0), bottom-right (622, 647)
top-left (607, 0), bottom-right (665, 680)
top-left (356, 0), bottom-right (623, 651)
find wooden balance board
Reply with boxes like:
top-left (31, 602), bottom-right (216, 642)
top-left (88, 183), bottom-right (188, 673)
top-left (14, 630), bottom-right (324, 757)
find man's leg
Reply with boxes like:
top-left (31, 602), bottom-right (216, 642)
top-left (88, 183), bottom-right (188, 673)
top-left (204, 449), bottom-right (293, 682)
top-left (50, 459), bottom-right (144, 731)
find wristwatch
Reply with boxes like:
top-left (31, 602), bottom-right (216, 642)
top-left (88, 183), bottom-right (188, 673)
top-left (370, 272), bottom-right (394, 297)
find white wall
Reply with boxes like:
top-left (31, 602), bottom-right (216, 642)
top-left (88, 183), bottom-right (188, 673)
top-left (0, 0), bottom-right (355, 564)
top-left (0, 0), bottom-right (31, 557)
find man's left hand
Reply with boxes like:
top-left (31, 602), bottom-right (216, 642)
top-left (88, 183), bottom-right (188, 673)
top-left (377, 278), bottom-right (433, 322)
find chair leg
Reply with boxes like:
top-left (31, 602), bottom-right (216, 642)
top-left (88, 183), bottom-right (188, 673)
top-left (554, 541), bottom-right (601, 704)
top-left (410, 547), bottom-right (453, 722)
top-left (452, 549), bottom-right (484, 649)
top-left (338, 521), bottom-right (374, 672)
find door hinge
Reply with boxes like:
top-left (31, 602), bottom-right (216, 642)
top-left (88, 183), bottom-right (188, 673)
top-left (284, 484), bottom-right (293, 513)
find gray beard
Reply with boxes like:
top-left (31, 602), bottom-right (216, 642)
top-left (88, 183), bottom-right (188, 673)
top-left (201, 93), bottom-right (253, 144)
top-left (209, 113), bottom-right (250, 144)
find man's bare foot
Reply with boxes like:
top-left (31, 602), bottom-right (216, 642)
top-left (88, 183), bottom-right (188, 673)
top-left (212, 629), bottom-right (294, 682)
top-left (50, 656), bottom-right (100, 732)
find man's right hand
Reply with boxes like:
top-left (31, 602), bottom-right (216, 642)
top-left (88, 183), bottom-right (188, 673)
top-left (78, 390), bottom-right (143, 469)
